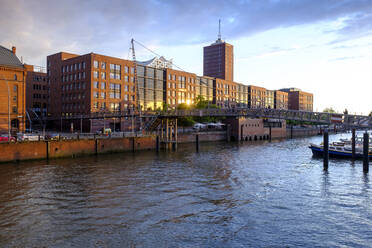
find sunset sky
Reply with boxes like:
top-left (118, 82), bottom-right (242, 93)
top-left (1, 0), bottom-right (371, 114)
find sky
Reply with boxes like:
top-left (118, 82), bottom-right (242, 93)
top-left (0, 0), bottom-right (371, 115)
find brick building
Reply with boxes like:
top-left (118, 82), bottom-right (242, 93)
top-left (0, 45), bottom-right (27, 134)
top-left (274, 90), bottom-right (288, 110)
top-left (248, 85), bottom-right (267, 109)
top-left (265, 90), bottom-right (275, 109)
top-left (25, 66), bottom-right (48, 118)
top-left (280, 88), bottom-right (313, 111)
top-left (165, 68), bottom-right (197, 108)
top-left (47, 52), bottom-right (138, 132)
top-left (214, 78), bottom-right (238, 108)
top-left (203, 38), bottom-right (234, 81)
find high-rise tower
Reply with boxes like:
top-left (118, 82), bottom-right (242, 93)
top-left (203, 20), bottom-right (234, 81)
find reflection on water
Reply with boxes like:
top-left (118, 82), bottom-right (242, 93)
top-left (0, 133), bottom-right (371, 247)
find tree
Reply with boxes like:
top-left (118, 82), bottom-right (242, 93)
top-left (323, 107), bottom-right (336, 113)
top-left (343, 109), bottom-right (348, 115)
top-left (369, 111), bottom-right (372, 117)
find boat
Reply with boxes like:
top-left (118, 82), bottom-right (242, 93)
top-left (309, 142), bottom-right (372, 159)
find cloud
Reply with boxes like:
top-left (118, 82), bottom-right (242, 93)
top-left (1, 0), bottom-right (372, 66)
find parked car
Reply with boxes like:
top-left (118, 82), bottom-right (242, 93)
top-left (17, 133), bottom-right (43, 141)
top-left (193, 123), bottom-right (207, 130)
top-left (96, 128), bottom-right (112, 136)
top-left (0, 135), bottom-right (16, 142)
top-left (45, 133), bottom-right (60, 140)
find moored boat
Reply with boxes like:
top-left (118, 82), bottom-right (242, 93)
top-left (309, 143), bottom-right (372, 159)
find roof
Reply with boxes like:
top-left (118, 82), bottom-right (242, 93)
top-left (0, 45), bottom-right (24, 68)
top-left (138, 56), bottom-right (173, 69)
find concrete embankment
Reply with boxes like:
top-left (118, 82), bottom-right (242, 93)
top-left (0, 136), bottom-right (155, 163)
top-left (0, 128), bottom-right (322, 163)
top-left (286, 127), bottom-right (320, 138)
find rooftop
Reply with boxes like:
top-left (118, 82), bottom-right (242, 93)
top-left (0, 45), bottom-right (23, 68)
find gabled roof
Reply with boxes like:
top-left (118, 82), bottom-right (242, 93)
top-left (0, 45), bottom-right (23, 68)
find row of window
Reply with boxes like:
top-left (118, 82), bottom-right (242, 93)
top-left (33, 84), bottom-right (47, 90)
top-left (92, 91), bottom-right (135, 101)
top-left (62, 93), bottom-right (86, 101)
top-left (93, 81), bottom-right (134, 92)
top-left (62, 72), bottom-right (86, 82)
top-left (62, 62), bottom-right (86, 73)
top-left (33, 93), bottom-right (48, 99)
top-left (62, 82), bottom-right (87, 91)
top-left (92, 102), bottom-right (121, 111)
top-left (33, 76), bottom-right (46, 82)
top-left (93, 61), bottom-right (135, 74)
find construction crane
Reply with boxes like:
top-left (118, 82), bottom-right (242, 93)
top-left (130, 38), bottom-right (142, 131)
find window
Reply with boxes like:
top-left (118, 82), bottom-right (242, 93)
top-left (101, 102), bottom-right (106, 109)
top-left (94, 60), bottom-right (99, 68)
top-left (94, 81), bottom-right (99, 88)
top-left (82, 62), bottom-right (86, 69)
top-left (12, 106), bottom-right (17, 113)
top-left (93, 92), bottom-right (99, 98)
top-left (124, 76), bottom-right (128, 82)
top-left (124, 94), bottom-right (128, 101)
top-left (93, 102), bottom-right (98, 109)
top-left (101, 62), bottom-right (106, 70)
top-left (124, 85), bottom-right (129, 92)
top-left (13, 85), bottom-right (17, 92)
top-left (93, 71), bottom-right (98, 78)
top-left (101, 72), bottom-right (106, 79)
top-left (14, 74), bottom-right (17, 80)
top-left (125, 66), bottom-right (129, 73)
top-left (101, 92), bottom-right (106, 99)
top-left (101, 82), bottom-right (106, 89)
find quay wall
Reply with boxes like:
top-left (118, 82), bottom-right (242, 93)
top-left (286, 128), bottom-right (320, 138)
top-left (0, 136), bottom-right (155, 163)
top-left (178, 131), bottom-right (226, 143)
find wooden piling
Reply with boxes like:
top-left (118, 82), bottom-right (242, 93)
top-left (363, 132), bottom-right (369, 173)
top-left (156, 135), bottom-right (160, 153)
top-left (290, 125), bottom-right (293, 139)
top-left (196, 134), bottom-right (199, 152)
top-left (352, 128), bottom-right (356, 159)
top-left (269, 126), bottom-right (272, 142)
top-left (323, 130), bottom-right (329, 170)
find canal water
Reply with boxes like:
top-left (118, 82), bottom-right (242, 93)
top-left (0, 133), bottom-right (371, 247)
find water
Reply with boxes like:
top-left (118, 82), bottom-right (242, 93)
top-left (0, 133), bottom-right (371, 247)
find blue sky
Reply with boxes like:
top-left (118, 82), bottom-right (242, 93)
top-left (1, 0), bottom-right (371, 114)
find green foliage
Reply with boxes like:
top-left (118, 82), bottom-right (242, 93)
top-left (177, 116), bottom-right (195, 127)
top-left (175, 95), bottom-right (223, 126)
top-left (162, 103), bottom-right (169, 112)
top-left (323, 107), bottom-right (336, 113)
top-left (343, 109), bottom-right (348, 115)
top-left (177, 103), bottom-right (191, 110)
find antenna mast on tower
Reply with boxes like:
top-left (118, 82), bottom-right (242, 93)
top-left (218, 19), bottom-right (221, 41)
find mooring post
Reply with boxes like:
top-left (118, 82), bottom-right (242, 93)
top-left (290, 125), bottom-right (293, 139)
top-left (226, 124), bottom-right (231, 142)
top-left (196, 133), bottom-right (199, 152)
top-left (269, 125), bottom-right (272, 142)
top-left (352, 128), bottom-right (356, 159)
top-left (363, 132), bottom-right (369, 173)
top-left (156, 135), bottom-right (160, 153)
top-left (323, 130), bottom-right (329, 170)
top-left (132, 137), bottom-right (135, 153)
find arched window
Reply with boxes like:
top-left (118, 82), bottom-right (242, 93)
top-left (14, 74), bottom-right (17, 80)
